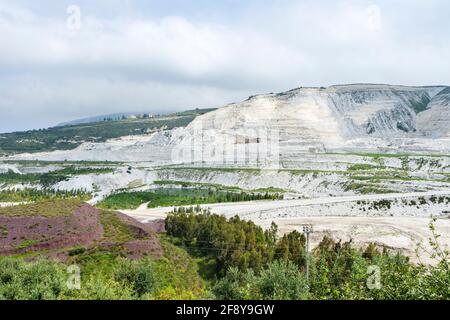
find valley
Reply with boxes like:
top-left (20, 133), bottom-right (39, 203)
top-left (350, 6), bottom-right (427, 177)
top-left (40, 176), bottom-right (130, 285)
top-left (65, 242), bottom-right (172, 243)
top-left (1, 84), bottom-right (450, 300)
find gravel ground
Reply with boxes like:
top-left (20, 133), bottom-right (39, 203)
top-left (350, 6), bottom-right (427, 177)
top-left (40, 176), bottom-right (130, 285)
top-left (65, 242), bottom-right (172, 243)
top-left (121, 192), bottom-right (450, 264)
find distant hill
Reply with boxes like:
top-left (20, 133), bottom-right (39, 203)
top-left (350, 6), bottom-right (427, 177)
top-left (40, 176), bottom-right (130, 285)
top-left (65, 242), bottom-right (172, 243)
top-left (57, 108), bottom-right (218, 127)
top-left (57, 112), bottom-right (149, 127)
top-left (0, 108), bottom-right (216, 155)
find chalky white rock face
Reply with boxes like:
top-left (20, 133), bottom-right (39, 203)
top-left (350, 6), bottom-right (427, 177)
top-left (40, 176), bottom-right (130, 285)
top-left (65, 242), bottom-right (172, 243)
top-left (6, 84), bottom-right (450, 163)
top-left (173, 84), bottom-right (450, 160)
top-left (417, 87), bottom-right (450, 138)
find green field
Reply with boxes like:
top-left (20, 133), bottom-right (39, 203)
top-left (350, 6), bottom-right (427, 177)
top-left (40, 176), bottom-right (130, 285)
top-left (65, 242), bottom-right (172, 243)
top-left (97, 188), bottom-right (283, 210)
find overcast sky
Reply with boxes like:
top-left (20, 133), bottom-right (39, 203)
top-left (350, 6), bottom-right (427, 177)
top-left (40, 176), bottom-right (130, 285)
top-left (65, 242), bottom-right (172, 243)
top-left (0, 0), bottom-right (449, 133)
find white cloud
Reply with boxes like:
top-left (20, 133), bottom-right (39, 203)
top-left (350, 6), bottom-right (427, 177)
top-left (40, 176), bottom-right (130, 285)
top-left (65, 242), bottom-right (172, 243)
top-left (0, 0), bottom-right (449, 132)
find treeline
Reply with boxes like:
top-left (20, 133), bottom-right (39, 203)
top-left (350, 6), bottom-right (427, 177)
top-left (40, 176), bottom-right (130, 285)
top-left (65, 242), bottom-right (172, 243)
top-left (98, 188), bottom-right (283, 210)
top-left (0, 167), bottom-right (113, 187)
top-left (0, 188), bottom-right (91, 202)
top-left (166, 207), bottom-right (305, 275)
top-left (167, 210), bottom-right (450, 299)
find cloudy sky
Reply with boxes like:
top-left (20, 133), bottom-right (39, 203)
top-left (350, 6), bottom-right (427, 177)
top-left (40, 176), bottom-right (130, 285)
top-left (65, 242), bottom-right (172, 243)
top-left (0, 0), bottom-right (449, 133)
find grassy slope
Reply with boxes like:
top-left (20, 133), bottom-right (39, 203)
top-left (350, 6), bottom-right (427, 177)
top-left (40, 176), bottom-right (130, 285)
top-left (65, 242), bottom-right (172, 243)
top-left (0, 108), bottom-right (214, 155)
top-left (0, 199), bottom-right (84, 217)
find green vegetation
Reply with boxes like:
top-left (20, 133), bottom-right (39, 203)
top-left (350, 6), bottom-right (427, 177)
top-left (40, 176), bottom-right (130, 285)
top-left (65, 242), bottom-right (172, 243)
top-left (344, 182), bottom-right (397, 194)
top-left (99, 210), bottom-right (145, 243)
top-left (0, 199), bottom-right (84, 217)
top-left (54, 166), bottom-right (115, 175)
top-left (154, 180), bottom-right (289, 194)
top-left (166, 207), bottom-right (280, 276)
top-left (97, 191), bottom-right (154, 210)
top-left (252, 187), bottom-right (289, 193)
top-left (1, 160), bottom-right (123, 166)
top-left (153, 180), bottom-right (242, 192)
top-left (0, 226), bottom-right (8, 238)
top-left (167, 211), bottom-right (449, 300)
top-left (0, 188), bottom-right (91, 202)
top-left (0, 112), bottom-right (208, 155)
top-left (0, 259), bottom-right (72, 300)
top-left (113, 258), bottom-right (159, 297)
top-left (151, 240), bottom-right (206, 299)
top-left (14, 239), bottom-right (39, 250)
top-left (0, 207), bottom-right (448, 300)
top-left (0, 245), bottom-right (206, 300)
top-left (213, 260), bottom-right (309, 300)
top-left (357, 199), bottom-right (393, 211)
top-left (161, 167), bottom-right (263, 174)
top-left (347, 164), bottom-right (384, 171)
top-left (410, 94), bottom-right (431, 114)
top-left (0, 167), bottom-right (114, 187)
top-left (97, 188), bottom-right (283, 210)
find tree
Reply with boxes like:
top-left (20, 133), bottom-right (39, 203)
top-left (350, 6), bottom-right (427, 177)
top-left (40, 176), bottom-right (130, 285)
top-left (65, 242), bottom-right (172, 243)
top-left (114, 258), bottom-right (159, 297)
top-left (213, 261), bottom-right (309, 300)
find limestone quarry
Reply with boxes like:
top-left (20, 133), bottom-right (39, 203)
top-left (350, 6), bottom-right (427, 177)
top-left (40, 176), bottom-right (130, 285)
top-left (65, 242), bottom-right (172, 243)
top-left (2, 84), bottom-right (450, 263)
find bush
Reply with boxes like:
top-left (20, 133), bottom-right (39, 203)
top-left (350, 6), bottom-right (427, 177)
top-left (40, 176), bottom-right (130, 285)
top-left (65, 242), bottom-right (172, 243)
top-left (0, 259), bottom-right (67, 300)
top-left (68, 247), bottom-right (87, 256)
top-left (63, 275), bottom-right (134, 300)
top-left (114, 258), bottom-right (159, 297)
top-left (213, 260), bottom-right (309, 300)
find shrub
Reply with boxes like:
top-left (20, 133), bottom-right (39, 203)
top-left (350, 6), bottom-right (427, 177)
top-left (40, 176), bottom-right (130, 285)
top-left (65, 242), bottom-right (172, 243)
top-left (63, 275), bottom-right (134, 300)
top-left (0, 259), bottom-right (67, 300)
top-left (213, 260), bottom-right (309, 300)
top-left (114, 258), bottom-right (159, 297)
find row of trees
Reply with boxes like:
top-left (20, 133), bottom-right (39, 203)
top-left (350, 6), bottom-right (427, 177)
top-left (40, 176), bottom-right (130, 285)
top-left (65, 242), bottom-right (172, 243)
top-left (167, 210), bottom-right (450, 299)
top-left (0, 188), bottom-right (91, 202)
top-left (166, 208), bottom-right (306, 275)
top-left (214, 235), bottom-right (449, 300)
top-left (98, 189), bottom-right (283, 210)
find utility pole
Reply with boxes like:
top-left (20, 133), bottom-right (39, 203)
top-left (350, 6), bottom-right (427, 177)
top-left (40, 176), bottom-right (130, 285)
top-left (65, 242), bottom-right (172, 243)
top-left (302, 224), bottom-right (313, 286)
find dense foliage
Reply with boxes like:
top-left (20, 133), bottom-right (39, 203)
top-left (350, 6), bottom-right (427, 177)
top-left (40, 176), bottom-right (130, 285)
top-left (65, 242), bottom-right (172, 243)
top-left (213, 260), bottom-right (309, 300)
top-left (0, 206), bottom-right (448, 300)
top-left (166, 208), bottom-right (306, 275)
top-left (0, 259), bottom-right (69, 300)
top-left (0, 167), bottom-right (114, 187)
top-left (113, 258), bottom-right (160, 297)
top-left (97, 188), bottom-right (283, 210)
top-left (0, 240), bottom-right (207, 300)
top-left (0, 188), bottom-right (91, 202)
top-left (167, 210), bottom-right (450, 300)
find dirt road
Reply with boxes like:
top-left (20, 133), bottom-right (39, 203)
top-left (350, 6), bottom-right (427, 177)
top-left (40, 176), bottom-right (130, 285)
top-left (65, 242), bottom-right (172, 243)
top-left (120, 190), bottom-right (450, 221)
top-left (120, 190), bottom-right (450, 264)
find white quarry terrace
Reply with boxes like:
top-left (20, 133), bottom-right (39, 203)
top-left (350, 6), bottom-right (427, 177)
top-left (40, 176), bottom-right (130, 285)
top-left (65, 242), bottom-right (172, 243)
top-left (5, 84), bottom-right (450, 164)
top-left (2, 84), bottom-right (450, 262)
